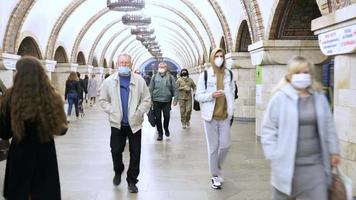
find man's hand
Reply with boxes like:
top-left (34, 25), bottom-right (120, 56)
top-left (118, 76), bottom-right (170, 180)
top-left (212, 90), bottom-right (225, 98)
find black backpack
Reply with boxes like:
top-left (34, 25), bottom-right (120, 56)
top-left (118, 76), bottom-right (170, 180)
top-left (204, 70), bottom-right (238, 99)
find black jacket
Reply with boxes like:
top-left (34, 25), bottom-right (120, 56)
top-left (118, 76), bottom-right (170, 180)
top-left (64, 80), bottom-right (80, 99)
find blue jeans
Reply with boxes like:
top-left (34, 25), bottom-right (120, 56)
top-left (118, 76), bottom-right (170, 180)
top-left (67, 93), bottom-right (79, 117)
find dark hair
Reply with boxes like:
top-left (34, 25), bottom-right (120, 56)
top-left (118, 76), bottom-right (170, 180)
top-left (0, 56), bottom-right (67, 143)
top-left (76, 72), bottom-right (81, 78)
top-left (180, 69), bottom-right (189, 77)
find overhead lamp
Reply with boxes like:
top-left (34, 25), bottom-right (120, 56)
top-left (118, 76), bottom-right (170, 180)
top-left (122, 14), bottom-right (151, 26)
top-left (131, 26), bottom-right (154, 35)
top-left (107, 0), bottom-right (145, 12)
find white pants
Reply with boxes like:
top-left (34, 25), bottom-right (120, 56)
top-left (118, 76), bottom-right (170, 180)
top-left (204, 118), bottom-right (231, 176)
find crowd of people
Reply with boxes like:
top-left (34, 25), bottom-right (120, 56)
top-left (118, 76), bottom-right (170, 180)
top-left (0, 52), bottom-right (341, 200)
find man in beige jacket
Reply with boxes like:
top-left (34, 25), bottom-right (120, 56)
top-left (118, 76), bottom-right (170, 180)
top-left (99, 53), bottom-right (151, 193)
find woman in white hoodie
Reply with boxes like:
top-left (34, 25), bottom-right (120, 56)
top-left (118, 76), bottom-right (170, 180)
top-left (261, 56), bottom-right (341, 200)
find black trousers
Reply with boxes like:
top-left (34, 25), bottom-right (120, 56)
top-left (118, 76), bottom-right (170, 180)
top-left (153, 101), bottom-right (171, 136)
top-left (110, 126), bottom-right (141, 184)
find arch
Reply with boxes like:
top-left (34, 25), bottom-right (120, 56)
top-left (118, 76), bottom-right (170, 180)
top-left (88, 18), bottom-right (122, 65)
top-left (140, 57), bottom-right (182, 75)
top-left (54, 46), bottom-right (68, 63)
top-left (92, 56), bottom-right (98, 67)
top-left (207, 0), bottom-right (233, 52)
top-left (111, 61), bottom-right (115, 69)
top-left (45, 0), bottom-right (86, 59)
top-left (235, 20), bottom-right (252, 52)
top-left (2, 0), bottom-right (36, 54)
top-left (267, 0), bottom-right (321, 40)
top-left (17, 37), bottom-right (42, 59)
top-left (76, 51), bottom-right (86, 65)
top-left (103, 58), bottom-right (108, 68)
top-left (70, 8), bottom-right (109, 63)
top-left (240, 0), bottom-right (264, 42)
top-left (220, 37), bottom-right (226, 53)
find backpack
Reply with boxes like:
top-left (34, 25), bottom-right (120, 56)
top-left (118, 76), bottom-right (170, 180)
top-left (204, 70), bottom-right (238, 99)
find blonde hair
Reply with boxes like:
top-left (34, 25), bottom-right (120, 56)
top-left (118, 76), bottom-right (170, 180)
top-left (272, 56), bottom-right (322, 93)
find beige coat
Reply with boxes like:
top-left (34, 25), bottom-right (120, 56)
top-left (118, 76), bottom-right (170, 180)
top-left (99, 72), bottom-right (151, 133)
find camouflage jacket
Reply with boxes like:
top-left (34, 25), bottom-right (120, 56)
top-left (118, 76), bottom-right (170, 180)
top-left (176, 77), bottom-right (196, 100)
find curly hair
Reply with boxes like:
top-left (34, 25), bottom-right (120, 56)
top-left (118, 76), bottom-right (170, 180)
top-left (0, 56), bottom-right (67, 143)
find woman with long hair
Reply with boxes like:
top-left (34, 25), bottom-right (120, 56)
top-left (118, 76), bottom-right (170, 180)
top-left (261, 56), bottom-right (340, 200)
top-left (65, 71), bottom-right (80, 122)
top-left (0, 56), bottom-right (68, 199)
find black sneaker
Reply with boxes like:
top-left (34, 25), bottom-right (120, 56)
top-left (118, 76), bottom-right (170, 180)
top-left (128, 183), bottom-right (138, 193)
top-left (157, 135), bottom-right (163, 141)
top-left (113, 174), bottom-right (121, 186)
top-left (165, 130), bottom-right (170, 137)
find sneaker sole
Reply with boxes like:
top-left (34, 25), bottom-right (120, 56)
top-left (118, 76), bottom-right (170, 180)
top-left (211, 184), bottom-right (222, 189)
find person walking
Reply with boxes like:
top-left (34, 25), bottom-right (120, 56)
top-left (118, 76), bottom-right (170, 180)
top-left (83, 74), bottom-right (89, 103)
top-left (149, 62), bottom-right (178, 141)
top-left (261, 56), bottom-right (341, 200)
top-left (76, 72), bottom-right (87, 117)
top-left (88, 74), bottom-right (98, 106)
top-left (99, 53), bottom-right (151, 193)
top-left (176, 69), bottom-right (196, 128)
top-left (0, 56), bottom-right (68, 199)
top-left (195, 47), bottom-right (235, 189)
top-left (65, 72), bottom-right (80, 122)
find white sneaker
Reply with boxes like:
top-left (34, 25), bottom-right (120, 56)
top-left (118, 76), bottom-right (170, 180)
top-left (186, 122), bottom-right (190, 128)
top-left (182, 124), bottom-right (187, 129)
top-left (217, 175), bottom-right (224, 183)
top-left (211, 176), bottom-right (222, 189)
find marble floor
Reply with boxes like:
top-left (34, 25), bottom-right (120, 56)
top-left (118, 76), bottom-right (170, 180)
top-left (0, 104), bottom-right (271, 200)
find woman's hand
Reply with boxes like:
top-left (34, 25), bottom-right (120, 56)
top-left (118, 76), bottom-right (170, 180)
top-left (330, 154), bottom-right (341, 167)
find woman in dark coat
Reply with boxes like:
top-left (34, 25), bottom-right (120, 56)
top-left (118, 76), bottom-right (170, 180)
top-left (65, 72), bottom-right (80, 121)
top-left (0, 56), bottom-right (68, 199)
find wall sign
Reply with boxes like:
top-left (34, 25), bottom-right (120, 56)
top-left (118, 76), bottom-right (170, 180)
top-left (318, 24), bottom-right (356, 56)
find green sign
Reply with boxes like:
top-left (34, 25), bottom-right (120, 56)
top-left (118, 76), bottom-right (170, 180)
top-left (256, 65), bottom-right (262, 84)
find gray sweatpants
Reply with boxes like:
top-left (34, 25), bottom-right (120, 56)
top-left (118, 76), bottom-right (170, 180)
top-left (204, 118), bottom-right (231, 176)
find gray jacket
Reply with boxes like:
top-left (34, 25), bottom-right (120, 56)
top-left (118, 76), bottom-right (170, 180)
top-left (149, 73), bottom-right (178, 103)
top-left (261, 84), bottom-right (340, 195)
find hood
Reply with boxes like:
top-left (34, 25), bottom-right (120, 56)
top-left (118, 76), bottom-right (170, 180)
top-left (209, 47), bottom-right (225, 73)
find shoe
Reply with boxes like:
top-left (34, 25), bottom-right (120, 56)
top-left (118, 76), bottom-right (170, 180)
top-left (157, 135), bottom-right (163, 141)
top-left (186, 122), bottom-right (190, 128)
top-left (67, 116), bottom-right (71, 123)
top-left (113, 174), bottom-right (121, 186)
top-left (182, 123), bottom-right (186, 129)
top-left (217, 175), bottom-right (224, 183)
top-left (128, 183), bottom-right (138, 193)
top-left (165, 130), bottom-right (170, 137)
top-left (211, 176), bottom-right (222, 189)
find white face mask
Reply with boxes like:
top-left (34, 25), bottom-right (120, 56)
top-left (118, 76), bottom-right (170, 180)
top-left (158, 68), bottom-right (166, 73)
top-left (291, 73), bottom-right (311, 89)
top-left (214, 57), bottom-right (224, 67)
top-left (117, 66), bottom-right (131, 75)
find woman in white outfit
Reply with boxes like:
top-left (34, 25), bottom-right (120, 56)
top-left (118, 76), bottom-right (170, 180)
top-left (87, 74), bottom-right (98, 106)
top-left (261, 56), bottom-right (341, 200)
top-left (195, 48), bottom-right (235, 189)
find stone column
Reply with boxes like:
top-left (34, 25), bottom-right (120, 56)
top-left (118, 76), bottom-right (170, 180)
top-left (0, 53), bottom-right (20, 87)
top-left (41, 59), bottom-right (57, 80)
top-left (225, 52), bottom-right (255, 121)
top-left (52, 63), bottom-right (78, 97)
top-left (248, 40), bottom-right (327, 138)
top-left (312, 4), bottom-right (356, 193)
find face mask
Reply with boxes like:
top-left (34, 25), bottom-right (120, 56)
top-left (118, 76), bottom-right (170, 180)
top-left (117, 66), bottom-right (131, 75)
top-left (291, 73), bottom-right (311, 89)
top-left (158, 68), bottom-right (166, 73)
top-left (214, 57), bottom-right (224, 67)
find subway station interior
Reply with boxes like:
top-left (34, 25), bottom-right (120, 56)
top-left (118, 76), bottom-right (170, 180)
top-left (0, 0), bottom-right (356, 199)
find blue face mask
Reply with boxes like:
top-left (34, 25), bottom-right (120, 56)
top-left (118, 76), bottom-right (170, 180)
top-left (117, 66), bottom-right (131, 75)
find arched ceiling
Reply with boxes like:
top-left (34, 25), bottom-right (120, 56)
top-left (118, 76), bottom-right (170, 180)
top-left (0, 0), bottom-right (336, 69)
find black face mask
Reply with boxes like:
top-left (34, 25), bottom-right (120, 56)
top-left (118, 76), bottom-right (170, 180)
top-left (181, 74), bottom-right (188, 77)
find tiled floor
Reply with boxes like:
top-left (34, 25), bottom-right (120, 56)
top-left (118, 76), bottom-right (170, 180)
top-left (0, 104), bottom-right (271, 200)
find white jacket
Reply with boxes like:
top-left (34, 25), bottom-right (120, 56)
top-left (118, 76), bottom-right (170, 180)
top-left (99, 72), bottom-right (151, 133)
top-left (195, 66), bottom-right (235, 121)
top-left (261, 84), bottom-right (340, 195)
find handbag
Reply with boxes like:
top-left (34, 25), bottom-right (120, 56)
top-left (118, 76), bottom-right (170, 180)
top-left (147, 106), bottom-right (156, 127)
top-left (193, 95), bottom-right (200, 111)
top-left (329, 166), bottom-right (353, 200)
